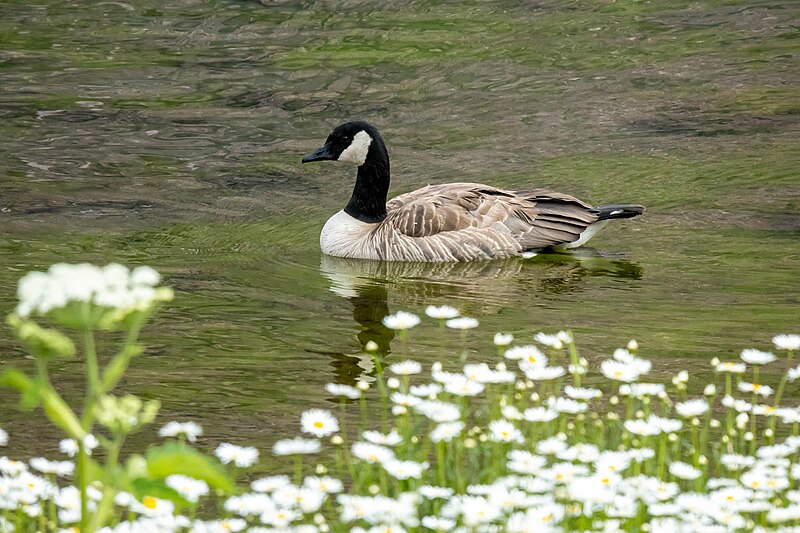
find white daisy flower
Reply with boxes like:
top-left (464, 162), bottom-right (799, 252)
top-left (251, 475), bottom-right (291, 492)
top-left (534, 332), bottom-right (564, 349)
top-left (741, 469), bottom-right (789, 492)
top-left (260, 507), bottom-right (300, 528)
top-left (409, 383), bottom-right (442, 397)
top-left (536, 436), bottom-right (568, 455)
top-left (382, 311), bottom-right (420, 330)
top-left (502, 405), bottom-right (523, 420)
top-left (272, 437), bottom-right (320, 456)
top-left (624, 419), bottom-right (660, 437)
top-left (522, 406), bottom-right (559, 422)
top-left (300, 409), bottom-right (339, 438)
top-left (391, 392), bottom-right (422, 407)
top-left (493, 332), bottom-right (514, 346)
top-left (225, 493), bottom-right (274, 516)
top-left (273, 485), bottom-right (326, 513)
top-left (504, 345), bottom-right (547, 366)
top-left (192, 519), bottom-right (247, 532)
top-left (0, 428), bottom-right (7, 447)
top-left (787, 365), bottom-right (800, 382)
top-left (59, 434), bottom-right (99, 457)
top-left (29, 457), bottom-right (74, 477)
top-left (351, 442), bottom-right (395, 464)
top-left (382, 459), bottom-right (428, 480)
top-left (716, 361), bottom-right (746, 373)
top-left (158, 421), bottom-right (203, 443)
top-left (600, 360), bottom-right (640, 382)
top-left (325, 383), bottom-right (361, 399)
top-left (488, 419), bottom-right (524, 443)
top-left (669, 461), bottom-right (702, 480)
top-left (738, 381), bottom-right (773, 397)
top-left (722, 394), bottom-right (753, 412)
top-left (303, 475), bottom-right (343, 494)
top-left (215, 443), bottom-right (259, 468)
top-left (618, 383), bottom-right (665, 398)
top-left (424, 305), bottom-right (459, 319)
top-left (463, 363), bottom-right (515, 384)
top-left (773, 334), bottom-right (800, 351)
top-left (421, 516), bottom-right (456, 530)
top-left (520, 364), bottom-right (565, 381)
top-left (414, 400), bottom-right (461, 422)
top-left (418, 485), bottom-right (454, 499)
top-left (165, 474), bottom-right (209, 503)
top-left (675, 398), bottom-right (709, 418)
top-left (506, 450), bottom-right (547, 475)
top-left (362, 430), bottom-right (403, 446)
top-left (547, 397), bottom-right (587, 414)
top-left (446, 317), bottom-right (479, 330)
top-left (564, 386), bottom-right (602, 400)
top-left (444, 376), bottom-right (485, 396)
top-left (0, 457), bottom-right (28, 475)
top-left (388, 360), bottom-right (422, 376)
top-left (430, 421), bottom-right (465, 443)
top-left (740, 349), bottom-right (776, 365)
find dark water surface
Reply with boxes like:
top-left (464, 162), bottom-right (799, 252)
top-left (1, 0), bottom-right (798, 455)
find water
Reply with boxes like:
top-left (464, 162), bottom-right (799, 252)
top-left (1, 0), bottom-right (798, 455)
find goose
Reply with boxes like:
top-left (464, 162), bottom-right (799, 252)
top-left (302, 121), bottom-right (644, 262)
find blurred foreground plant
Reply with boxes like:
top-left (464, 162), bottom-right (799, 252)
top-left (2, 264), bottom-right (233, 532)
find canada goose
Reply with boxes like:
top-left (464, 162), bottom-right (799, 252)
top-left (302, 121), bottom-right (644, 262)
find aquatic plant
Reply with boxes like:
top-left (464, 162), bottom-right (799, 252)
top-left (2, 264), bottom-right (799, 532)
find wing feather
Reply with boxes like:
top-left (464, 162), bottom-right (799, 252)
top-left (383, 183), bottom-right (601, 255)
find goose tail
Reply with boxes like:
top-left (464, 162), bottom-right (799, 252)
top-left (592, 204), bottom-right (645, 221)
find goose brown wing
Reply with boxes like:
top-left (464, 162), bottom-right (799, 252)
top-left (385, 183), bottom-right (519, 237)
top-left (385, 184), bottom-right (601, 250)
top-left (513, 188), bottom-right (600, 249)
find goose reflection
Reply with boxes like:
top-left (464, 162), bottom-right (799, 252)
top-left (319, 252), bottom-right (642, 385)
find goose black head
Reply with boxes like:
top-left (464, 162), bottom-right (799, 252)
top-left (302, 121), bottom-right (384, 167)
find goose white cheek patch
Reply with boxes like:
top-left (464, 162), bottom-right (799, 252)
top-left (338, 130), bottom-right (372, 165)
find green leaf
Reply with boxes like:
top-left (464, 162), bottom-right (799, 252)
top-left (146, 443), bottom-right (235, 494)
top-left (129, 478), bottom-right (189, 508)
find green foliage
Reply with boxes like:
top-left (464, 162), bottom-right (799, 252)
top-left (146, 443), bottom-right (235, 494)
top-left (6, 314), bottom-right (75, 360)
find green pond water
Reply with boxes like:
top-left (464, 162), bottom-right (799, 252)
top-left (1, 0), bottom-right (798, 456)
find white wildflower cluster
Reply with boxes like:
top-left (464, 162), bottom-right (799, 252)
top-left (2, 299), bottom-right (799, 532)
top-left (15, 263), bottom-right (171, 318)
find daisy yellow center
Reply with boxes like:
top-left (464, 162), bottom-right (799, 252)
top-left (222, 522), bottom-right (233, 531)
top-left (501, 431), bottom-right (509, 437)
top-left (528, 356), bottom-right (537, 363)
top-left (314, 421), bottom-right (324, 428)
top-left (143, 496), bottom-right (157, 509)
top-left (753, 384), bottom-right (761, 390)
top-left (726, 495), bottom-right (734, 501)
top-left (543, 514), bottom-right (553, 522)
top-left (601, 478), bottom-right (610, 484)
top-left (614, 371), bottom-right (622, 377)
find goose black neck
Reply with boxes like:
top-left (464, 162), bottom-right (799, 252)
top-left (344, 138), bottom-right (390, 223)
